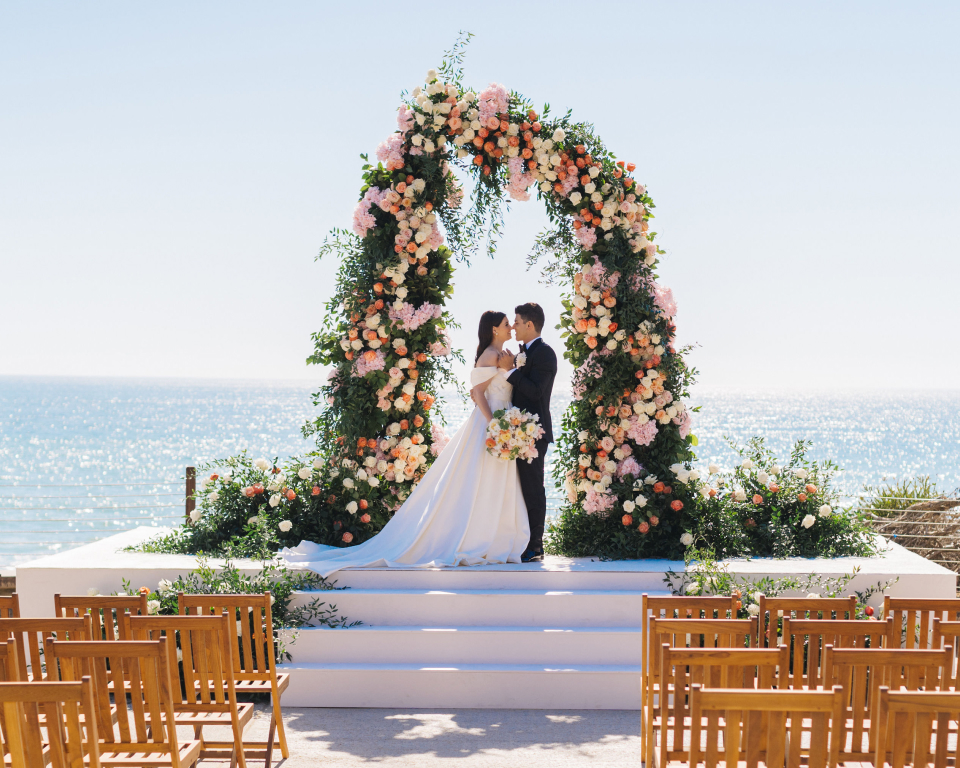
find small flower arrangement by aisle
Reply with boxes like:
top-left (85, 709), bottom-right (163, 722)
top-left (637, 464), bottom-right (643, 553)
top-left (485, 408), bottom-right (544, 463)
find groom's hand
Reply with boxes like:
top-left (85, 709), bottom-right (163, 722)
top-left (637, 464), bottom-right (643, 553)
top-left (497, 351), bottom-right (515, 370)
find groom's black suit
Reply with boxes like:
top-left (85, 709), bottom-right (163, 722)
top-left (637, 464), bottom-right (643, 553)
top-left (507, 337), bottom-right (557, 552)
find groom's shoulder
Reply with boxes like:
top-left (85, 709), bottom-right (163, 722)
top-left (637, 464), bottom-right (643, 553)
top-left (536, 340), bottom-right (558, 363)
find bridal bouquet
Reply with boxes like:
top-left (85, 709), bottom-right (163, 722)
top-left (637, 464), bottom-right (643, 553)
top-left (485, 407), bottom-right (545, 463)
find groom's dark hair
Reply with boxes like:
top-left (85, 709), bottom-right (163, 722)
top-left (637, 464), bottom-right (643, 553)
top-left (515, 302), bottom-right (545, 333)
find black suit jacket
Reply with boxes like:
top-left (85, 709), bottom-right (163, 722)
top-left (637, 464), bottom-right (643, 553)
top-left (507, 338), bottom-right (558, 444)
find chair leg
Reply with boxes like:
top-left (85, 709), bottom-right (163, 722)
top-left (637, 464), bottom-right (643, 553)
top-left (265, 712), bottom-right (277, 767)
top-left (271, 689), bottom-right (288, 758)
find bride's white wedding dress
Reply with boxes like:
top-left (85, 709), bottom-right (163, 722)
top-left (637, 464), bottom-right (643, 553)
top-left (281, 367), bottom-right (530, 577)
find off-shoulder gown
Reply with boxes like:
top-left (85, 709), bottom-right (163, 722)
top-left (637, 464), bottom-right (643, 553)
top-left (281, 367), bottom-right (530, 577)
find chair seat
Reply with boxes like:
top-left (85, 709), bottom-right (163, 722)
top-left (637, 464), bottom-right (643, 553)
top-left (172, 701), bottom-right (254, 727)
top-left (234, 673), bottom-right (289, 694)
top-left (98, 739), bottom-right (202, 766)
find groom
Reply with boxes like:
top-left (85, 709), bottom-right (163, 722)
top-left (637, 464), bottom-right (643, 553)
top-left (498, 302), bottom-right (557, 563)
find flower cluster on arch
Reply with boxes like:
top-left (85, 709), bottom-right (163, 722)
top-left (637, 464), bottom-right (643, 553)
top-left (308, 62), bottom-right (697, 550)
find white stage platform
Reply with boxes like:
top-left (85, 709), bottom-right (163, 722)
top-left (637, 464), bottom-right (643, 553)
top-left (13, 527), bottom-right (956, 709)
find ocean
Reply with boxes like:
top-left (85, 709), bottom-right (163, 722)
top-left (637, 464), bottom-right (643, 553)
top-left (2, 376), bottom-right (958, 568)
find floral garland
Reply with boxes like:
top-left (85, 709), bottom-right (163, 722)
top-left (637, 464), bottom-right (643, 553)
top-left (301, 42), bottom-right (698, 553)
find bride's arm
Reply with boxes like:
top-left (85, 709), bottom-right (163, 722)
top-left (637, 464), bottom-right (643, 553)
top-left (470, 351), bottom-right (499, 423)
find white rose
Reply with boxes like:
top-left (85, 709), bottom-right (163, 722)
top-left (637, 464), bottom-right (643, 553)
top-left (268, 494), bottom-right (281, 508)
top-left (346, 501), bottom-right (358, 514)
top-left (747, 603), bottom-right (760, 616)
top-left (689, 470), bottom-right (700, 481)
top-left (807, 593), bottom-right (821, 599)
top-left (148, 600), bottom-right (161, 615)
top-left (369, 477), bottom-right (380, 488)
top-left (708, 463), bottom-right (720, 475)
top-left (793, 468), bottom-right (809, 479)
top-left (313, 458), bottom-right (324, 470)
top-left (680, 533), bottom-right (694, 547)
top-left (801, 514), bottom-right (816, 529)
top-left (396, 287), bottom-right (408, 299)
top-left (552, 128), bottom-right (566, 142)
top-left (253, 458), bottom-right (270, 471)
top-left (297, 467), bottom-right (312, 480)
top-left (208, 492), bottom-right (219, 503)
top-left (278, 520), bottom-right (293, 533)
top-left (570, 192), bottom-right (582, 205)
top-left (158, 579), bottom-right (172, 592)
top-left (818, 504), bottom-right (832, 517)
top-left (343, 478), bottom-right (355, 489)
top-left (741, 459), bottom-right (754, 470)
top-left (623, 500), bottom-right (636, 513)
top-left (189, 509), bottom-right (201, 523)
top-left (584, 182), bottom-right (596, 194)
top-left (247, 516), bottom-right (258, 526)
top-left (753, 591), bottom-right (764, 603)
top-left (635, 495), bottom-right (648, 507)
top-left (685, 582), bottom-right (700, 595)
top-left (734, 489), bottom-right (747, 502)
top-left (770, 464), bottom-right (782, 476)
top-left (757, 471), bottom-right (770, 485)
top-left (606, 339), bottom-right (617, 350)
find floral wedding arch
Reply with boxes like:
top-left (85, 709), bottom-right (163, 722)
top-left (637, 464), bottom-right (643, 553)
top-left (306, 40), bottom-right (698, 557)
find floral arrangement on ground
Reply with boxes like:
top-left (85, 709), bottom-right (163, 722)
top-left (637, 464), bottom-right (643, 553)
top-left (134, 36), bottom-right (876, 564)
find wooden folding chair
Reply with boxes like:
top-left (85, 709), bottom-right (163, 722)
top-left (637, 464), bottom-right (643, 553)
top-left (756, 595), bottom-right (857, 648)
top-left (688, 684), bottom-right (844, 768)
top-left (781, 617), bottom-right (893, 690)
top-left (54, 593), bottom-right (148, 640)
top-left (657, 644), bottom-right (788, 766)
top-left (0, 678), bottom-right (101, 768)
top-left (823, 644), bottom-right (952, 763)
top-left (0, 596), bottom-right (18, 620)
top-left (0, 639), bottom-right (18, 683)
top-left (640, 594), bottom-right (738, 764)
top-left (124, 613), bottom-right (250, 768)
top-left (644, 616), bottom-right (757, 766)
top-left (873, 688), bottom-right (960, 768)
top-left (932, 618), bottom-right (960, 690)
top-left (178, 592), bottom-right (288, 765)
top-left (46, 637), bottom-right (201, 768)
top-left (885, 597), bottom-right (960, 651)
top-left (0, 616), bottom-right (94, 682)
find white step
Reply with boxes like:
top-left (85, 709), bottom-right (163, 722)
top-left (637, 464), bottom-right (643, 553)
top-left (283, 625), bottom-right (643, 665)
top-left (293, 588), bottom-right (657, 627)
top-left (277, 662), bottom-right (642, 709)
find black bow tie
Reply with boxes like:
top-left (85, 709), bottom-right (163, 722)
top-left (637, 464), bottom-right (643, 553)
top-left (520, 343), bottom-right (527, 352)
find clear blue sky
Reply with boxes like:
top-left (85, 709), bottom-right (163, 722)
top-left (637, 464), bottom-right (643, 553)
top-left (2, 2), bottom-right (958, 390)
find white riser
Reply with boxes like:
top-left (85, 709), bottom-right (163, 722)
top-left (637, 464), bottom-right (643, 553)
top-left (278, 663), bottom-right (642, 709)
top-left (326, 565), bottom-right (670, 592)
top-left (294, 588), bottom-right (653, 627)
top-left (283, 625), bottom-right (643, 665)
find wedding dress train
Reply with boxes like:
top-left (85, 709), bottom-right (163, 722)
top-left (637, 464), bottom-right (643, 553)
top-left (281, 367), bottom-right (530, 577)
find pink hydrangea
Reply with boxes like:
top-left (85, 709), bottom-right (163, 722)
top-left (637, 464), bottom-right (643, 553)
top-left (430, 423), bottom-right (451, 456)
top-left (353, 349), bottom-right (386, 378)
top-left (388, 302), bottom-right (443, 332)
top-left (675, 409), bottom-right (692, 439)
top-left (652, 282), bottom-right (677, 318)
top-left (627, 418), bottom-right (659, 447)
top-left (376, 133), bottom-right (405, 168)
top-left (397, 105), bottom-right (414, 132)
top-left (583, 489), bottom-right (616, 515)
top-left (477, 83), bottom-right (509, 127)
top-left (429, 328), bottom-right (452, 357)
top-left (506, 156), bottom-right (536, 201)
top-left (352, 187), bottom-right (388, 238)
top-left (616, 457), bottom-right (643, 479)
top-left (446, 183), bottom-right (464, 209)
top-left (575, 225), bottom-right (597, 250)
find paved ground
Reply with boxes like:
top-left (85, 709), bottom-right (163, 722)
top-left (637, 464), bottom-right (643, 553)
top-left (192, 704), bottom-right (641, 766)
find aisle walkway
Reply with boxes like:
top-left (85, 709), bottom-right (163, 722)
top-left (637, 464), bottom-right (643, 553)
top-left (193, 704), bottom-right (640, 766)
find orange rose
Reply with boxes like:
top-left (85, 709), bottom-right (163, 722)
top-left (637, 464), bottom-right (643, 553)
top-left (622, 514), bottom-right (633, 526)
top-left (342, 532), bottom-right (354, 543)
top-left (585, 337), bottom-right (598, 349)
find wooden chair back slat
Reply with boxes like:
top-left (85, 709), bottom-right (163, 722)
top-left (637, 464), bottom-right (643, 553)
top-left (177, 592), bottom-right (277, 682)
top-left (0, 595), bottom-right (19, 620)
top-left (0, 678), bottom-right (101, 768)
top-left (884, 597), bottom-right (960, 651)
top-left (931, 618), bottom-right (960, 690)
top-left (781, 617), bottom-right (893, 690)
top-left (0, 616), bottom-right (94, 682)
top-left (0, 639), bottom-right (18, 683)
top-left (688, 684), bottom-right (844, 768)
top-left (658, 644), bottom-right (787, 766)
top-left (756, 595), bottom-right (858, 647)
top-left (823, 644), bottom-right (952, 762)
top-left (53, 593), bottom-right (148, 640)
top-left (873, 688), bottom-right (960, 768)
top-left (44, 638), bottom-right (187, 767)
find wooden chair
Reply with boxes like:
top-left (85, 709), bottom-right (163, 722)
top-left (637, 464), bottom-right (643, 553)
top-left (0, 639), bottom-right (18, 683)
top-left (756, 595), bottom-right (857, 648)
top-left (178, 592), bottom-right (289, 764)
top-left (54, 593), bottom-right (148, 640)
top-left (656, 644), bottom-right (788, 766)
top-left (0, 677), bottom-right (101, 768)
top-left (884, 597), bottom-right (960, 652)
top-left (687, 684), bottom-right (844, 768)
top-left (124, 612), bottom-right (250, 768)
top-left (932, 618), bottom-right (960, 690)
top-left (781, 617), bottom-right (893, 690)
top-left (46, 637), bottom-right (201, 768)
top-left (0, 616), bottom-right (94, 682)
top-left (0, 596), bottom-right (18, 620)
top-left (640, 594), bottom-right (738, 764)
top-left (873, 688), bottom-right (960, 768)
top-left (822, 644), bottom-right (952, 763)
top-left (643, 616), bottom-right (757, 766)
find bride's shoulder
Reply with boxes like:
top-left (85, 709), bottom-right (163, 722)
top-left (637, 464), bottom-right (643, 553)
top-left (475, 348), bottom-right (499, 368)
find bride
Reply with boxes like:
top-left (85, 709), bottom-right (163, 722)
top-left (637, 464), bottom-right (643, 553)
top-left (281, 311), bottom-right (530, 577)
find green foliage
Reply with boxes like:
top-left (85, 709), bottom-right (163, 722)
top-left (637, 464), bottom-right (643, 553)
top-left (858, 475), bottom-right (953, 514)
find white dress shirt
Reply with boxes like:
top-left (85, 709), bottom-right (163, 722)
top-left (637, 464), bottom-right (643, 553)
top-left (507, 336), bottom-right (541, 377)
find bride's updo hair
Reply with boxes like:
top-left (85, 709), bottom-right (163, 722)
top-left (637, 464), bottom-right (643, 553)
top-left (476, 311), bottom-right (507, 362)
